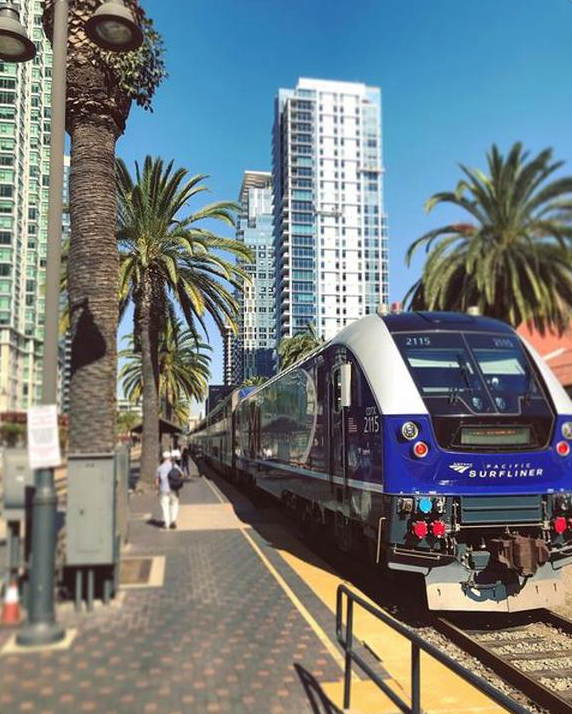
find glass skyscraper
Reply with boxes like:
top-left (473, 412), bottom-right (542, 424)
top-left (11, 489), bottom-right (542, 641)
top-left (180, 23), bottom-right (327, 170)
top-left (272, 78), bottom-right (389, 341)
top-left (234, 171), bottom-right (275, 382)
top-left (0, 0), bottom-right (53, 411)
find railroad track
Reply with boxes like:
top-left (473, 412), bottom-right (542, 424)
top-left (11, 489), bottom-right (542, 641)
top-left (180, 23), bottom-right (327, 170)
top-left (436, 610), bottom-right (572, 713)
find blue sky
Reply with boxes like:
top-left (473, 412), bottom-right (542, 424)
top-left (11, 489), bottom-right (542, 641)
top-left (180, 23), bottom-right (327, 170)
top-left (117, 0), bottom-right (572, 397)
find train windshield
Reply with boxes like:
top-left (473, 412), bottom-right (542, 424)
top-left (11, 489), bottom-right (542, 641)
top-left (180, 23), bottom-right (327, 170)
top-left (393, 331), bottom-right (547, 416)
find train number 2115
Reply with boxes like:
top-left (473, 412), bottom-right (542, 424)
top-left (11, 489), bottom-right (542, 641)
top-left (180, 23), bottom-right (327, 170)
top-left (364, 415), bottom-right (380, 433)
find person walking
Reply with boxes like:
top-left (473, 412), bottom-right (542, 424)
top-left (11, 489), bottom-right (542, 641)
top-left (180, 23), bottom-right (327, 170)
top-left (155, 450), bottom-right (183, 530)
top-left (181, 446), bottom-right (190, 480)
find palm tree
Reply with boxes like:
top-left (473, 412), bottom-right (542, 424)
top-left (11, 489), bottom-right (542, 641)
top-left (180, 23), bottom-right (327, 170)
top-left (242, 376), bottom-right (268, 388)
top-left (117, 156), bottom-right (253, 483)
top-left (171, 399), bottom-right (191, 428)
top-left (405, 142), bottom-right (572, 334)
top-left (119, 324), bottom-right (211, 410)
top-left (42, 1), bottom-right (165, 453)
top-left (278, 323), bottom-right (324, 370)
top-left (116, 411), bottom-right (140, 439)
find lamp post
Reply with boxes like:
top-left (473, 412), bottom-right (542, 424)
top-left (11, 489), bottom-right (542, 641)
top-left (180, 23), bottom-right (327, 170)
top-left (0, 0), bottom-right (142, 647)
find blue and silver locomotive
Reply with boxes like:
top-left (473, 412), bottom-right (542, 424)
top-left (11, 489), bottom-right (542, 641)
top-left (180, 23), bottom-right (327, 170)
top-left (191, 311), bottom-right (572, 612)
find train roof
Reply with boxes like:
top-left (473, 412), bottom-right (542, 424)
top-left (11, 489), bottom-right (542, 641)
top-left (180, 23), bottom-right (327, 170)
top-left (381, 311), bottom-right (514, 334)
top-left (197, 311), bottom-right (571, 420)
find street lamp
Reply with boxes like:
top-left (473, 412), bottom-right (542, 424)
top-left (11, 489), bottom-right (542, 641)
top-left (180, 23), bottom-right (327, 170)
top-left (7, 0), bottom-right (142, 647)
top-left (0, 3), bottom-right (36, 62)
top-left (85, 0), bottom-right (143, 53)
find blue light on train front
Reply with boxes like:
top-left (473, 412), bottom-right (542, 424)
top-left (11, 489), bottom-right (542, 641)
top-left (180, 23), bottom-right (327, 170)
top-left (418, 497), bottom-right (433, 514)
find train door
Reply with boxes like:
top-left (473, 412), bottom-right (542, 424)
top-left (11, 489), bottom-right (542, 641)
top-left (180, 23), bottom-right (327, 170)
top-left (329, 364), bottom-right (347, 492)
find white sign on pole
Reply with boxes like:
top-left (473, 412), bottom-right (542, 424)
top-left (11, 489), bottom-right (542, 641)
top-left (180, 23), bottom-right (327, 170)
top-left (27, 404), bottom-right (62, 470)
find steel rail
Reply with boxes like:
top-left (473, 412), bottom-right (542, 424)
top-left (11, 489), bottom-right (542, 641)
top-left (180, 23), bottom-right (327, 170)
top-left (436, 611), bottom-right (572, 714)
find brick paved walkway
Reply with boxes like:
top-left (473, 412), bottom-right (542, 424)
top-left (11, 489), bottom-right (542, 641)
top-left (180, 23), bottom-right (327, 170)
top-left (0, 461), bottom-right (346, 714)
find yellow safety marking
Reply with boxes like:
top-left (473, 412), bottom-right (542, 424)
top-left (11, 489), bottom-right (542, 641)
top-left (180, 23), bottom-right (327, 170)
top-left (321, 679), bottom-right (407, 714)
top-left (203, 475), bottom-right (226, 504)
top-left (203, 475), bottom-right (504, 713)
top-left (204, 476), bottom-right (351, 676)
top-left (239, 527), bottom-right (351, 676)
top-left (276, 542), bottom-right (506, 714)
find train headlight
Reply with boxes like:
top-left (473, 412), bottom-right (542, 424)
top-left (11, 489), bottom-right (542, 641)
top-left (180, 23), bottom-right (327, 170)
top-left (562, 422), bottom-right (572, 440)
top-left (557, 441), bottom-right (571, 457)
top-left (401, 421), bottom-right (419, 441)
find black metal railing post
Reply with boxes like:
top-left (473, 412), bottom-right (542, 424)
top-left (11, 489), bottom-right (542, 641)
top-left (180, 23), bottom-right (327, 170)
top-left (343, 596), bottom-right (354, 709)
top-left (335, 583), bottom-right (530, 714)
top-left (411, 641), bottom-right (421, 714)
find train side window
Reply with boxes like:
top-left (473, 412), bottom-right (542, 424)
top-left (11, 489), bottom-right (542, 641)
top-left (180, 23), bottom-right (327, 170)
top-left (310, 359), bottom-right (327, 470)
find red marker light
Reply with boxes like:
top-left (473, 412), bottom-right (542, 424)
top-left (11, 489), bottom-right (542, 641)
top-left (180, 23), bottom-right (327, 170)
top-left (557, 441), bottom-right (570, 457)
top-left (412, 521), bottom-right (428, 539)
top-left (431, 520), bottom-right (447, 538)
top-left (413, 441), bottom-right (429, 458)
top-left (554, 516), bottom-right (568, 535)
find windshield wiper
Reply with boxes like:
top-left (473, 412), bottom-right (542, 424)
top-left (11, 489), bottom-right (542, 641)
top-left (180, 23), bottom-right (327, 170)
top-left (447, 356), bottom-right (473, 404)
top-left (456, 355), bottom-right (474, 394)
top-left (448, 384), bottom-right (460, 404)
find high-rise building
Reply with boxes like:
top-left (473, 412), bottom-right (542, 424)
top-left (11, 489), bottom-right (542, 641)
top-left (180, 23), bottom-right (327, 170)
top-left (234, 171), bottom-right (275, 383)
top-left (0, 0), bottom-right (53, 411)
top-left (272, 78), bottom-right (389, 341)
top-left (222, 322), bottom-right (234, 386)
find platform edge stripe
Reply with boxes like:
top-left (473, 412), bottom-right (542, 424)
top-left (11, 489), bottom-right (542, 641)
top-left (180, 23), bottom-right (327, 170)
top-left (239, 526), bottom-right (352, 677)
top-left (204, 477), bottom-right (227, 504)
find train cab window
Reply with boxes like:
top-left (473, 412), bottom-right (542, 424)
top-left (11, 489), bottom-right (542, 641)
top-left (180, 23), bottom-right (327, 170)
top-left (394, 330), bottom-right (554, 422)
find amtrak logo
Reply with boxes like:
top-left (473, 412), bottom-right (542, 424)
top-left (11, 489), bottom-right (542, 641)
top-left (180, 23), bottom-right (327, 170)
top-left (448, 460), bottom-right (543, 479)
top-left (449, 462), bottom-right (472, 474)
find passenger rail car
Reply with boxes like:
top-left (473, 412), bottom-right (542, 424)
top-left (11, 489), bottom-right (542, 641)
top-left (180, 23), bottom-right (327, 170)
top-left (191, 312), bottom-right (572, 612)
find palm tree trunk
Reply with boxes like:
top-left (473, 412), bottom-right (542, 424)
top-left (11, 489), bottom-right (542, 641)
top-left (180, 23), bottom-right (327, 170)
top-left (165, 384), bottom-right (172, 421)
top-left (138, 278), bottom-right (160, 485)
top-left (68, 118), bottom-right (118, 453)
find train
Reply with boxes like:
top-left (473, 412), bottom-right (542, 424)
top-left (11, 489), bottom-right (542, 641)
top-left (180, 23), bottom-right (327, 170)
top-left (190, 311), bottom-right (572, 612)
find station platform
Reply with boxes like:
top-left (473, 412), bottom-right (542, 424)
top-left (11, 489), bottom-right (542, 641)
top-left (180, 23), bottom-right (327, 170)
top-left (0, 461), bottom-right (514, 714)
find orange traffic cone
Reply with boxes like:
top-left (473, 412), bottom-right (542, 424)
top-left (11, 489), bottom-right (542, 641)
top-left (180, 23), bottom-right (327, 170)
top-left (1, 579), bottom-right (21, 625)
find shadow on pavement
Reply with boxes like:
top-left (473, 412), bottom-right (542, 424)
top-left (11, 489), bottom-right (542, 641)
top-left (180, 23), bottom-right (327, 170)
top-left (194, 456), bottom-right (431, 628)
top-left (295, 664), bottom-right (343, 714)
top-left (146, 517), bottom-right (164, 529)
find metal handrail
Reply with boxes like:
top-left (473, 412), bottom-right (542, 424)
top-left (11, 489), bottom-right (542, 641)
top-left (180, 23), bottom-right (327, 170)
top-left (335, 584), bottom-right (531, 714)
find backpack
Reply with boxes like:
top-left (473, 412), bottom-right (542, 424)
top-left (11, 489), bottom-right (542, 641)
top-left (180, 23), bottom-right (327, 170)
top-left (168, 466), bottom-right (184, 491)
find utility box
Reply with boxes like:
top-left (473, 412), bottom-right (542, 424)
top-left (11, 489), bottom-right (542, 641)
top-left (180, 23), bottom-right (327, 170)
top-left (115, 445), bottom-right (130, 547)
top-left (66, 453), bottom-right (116, 566)
top-left (2, 448), bottom-right (35, 521)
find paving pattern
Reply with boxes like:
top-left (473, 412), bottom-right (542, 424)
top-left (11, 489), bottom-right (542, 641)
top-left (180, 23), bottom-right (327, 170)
top-left (0, 468), bottom-right (344, 714)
